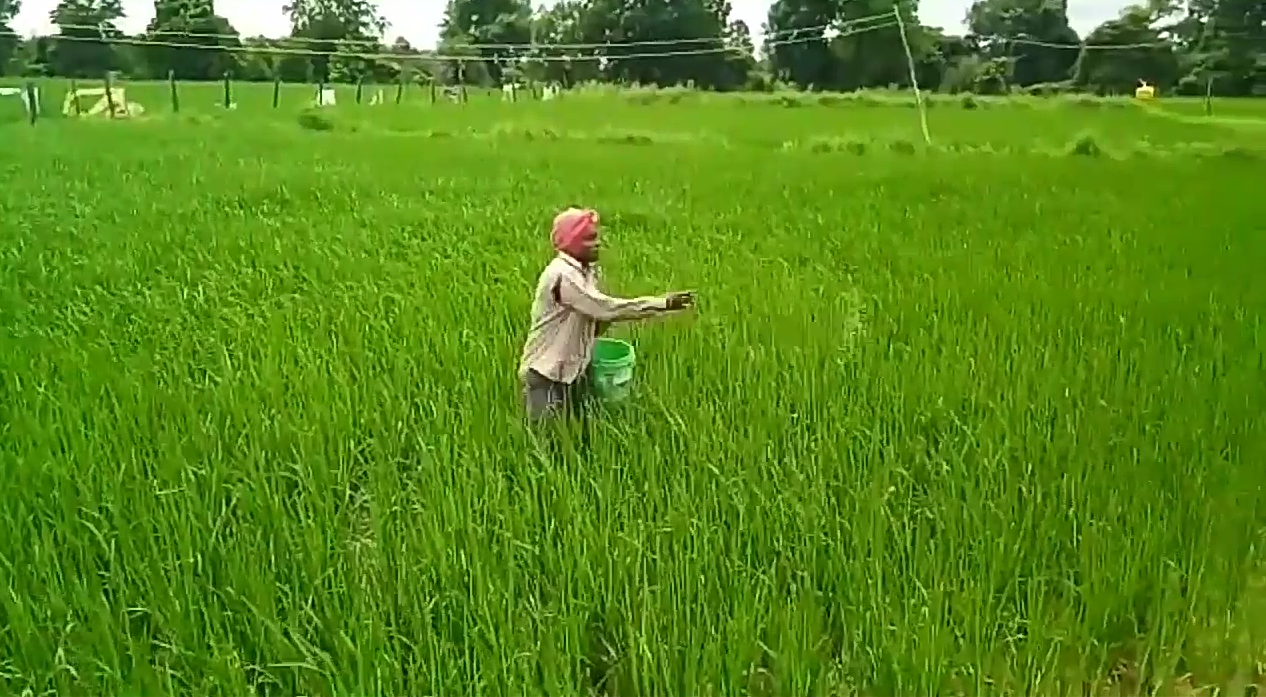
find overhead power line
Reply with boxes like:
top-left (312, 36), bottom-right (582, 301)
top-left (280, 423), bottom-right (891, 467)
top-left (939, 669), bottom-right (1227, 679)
top-left (1010, 37), bottom-right (1181, 49)
top-left (4, 6), bottom-right (894, 52)
top-left (0, 9), bottom-right (1186, 59)
top-left (0, 17), bottom-right (902, 63)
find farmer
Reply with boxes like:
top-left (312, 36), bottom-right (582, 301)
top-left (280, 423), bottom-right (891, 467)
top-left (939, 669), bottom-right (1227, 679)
top-left (519, 207), bottom-right (694, 422)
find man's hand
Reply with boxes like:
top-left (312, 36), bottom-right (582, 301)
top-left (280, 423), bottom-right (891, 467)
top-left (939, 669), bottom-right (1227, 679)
top-left (665, 291), bottom-right (696, 311)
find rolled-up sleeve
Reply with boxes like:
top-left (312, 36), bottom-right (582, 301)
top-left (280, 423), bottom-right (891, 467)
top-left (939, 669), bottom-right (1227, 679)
top-left (557, 274), bottom-right (667, 322)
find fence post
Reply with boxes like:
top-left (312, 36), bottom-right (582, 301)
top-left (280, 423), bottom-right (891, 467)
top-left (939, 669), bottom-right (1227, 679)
top-left (168, 69), bottom-right (179, 113)
top-left (272, 74), bottom-right (281, 108)
top-left (103, 72), bottom-right (117, 118)
top-left (429, 78), bottom-right (436, 104)
top-left (24, 80), bottom-right (38, 125)
top-left (222, 71), bottom-right (232, 108)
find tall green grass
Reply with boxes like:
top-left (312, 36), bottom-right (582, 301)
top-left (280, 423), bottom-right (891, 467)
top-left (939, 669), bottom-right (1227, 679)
top-left (1, 110), bottom-right (1264, 695)
top-left (5, 77), bottom-right (1265, 149)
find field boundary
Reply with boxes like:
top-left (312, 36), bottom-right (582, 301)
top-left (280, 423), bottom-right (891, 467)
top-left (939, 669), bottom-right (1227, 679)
top-left (1138, 105), bottom-right (1266, 134)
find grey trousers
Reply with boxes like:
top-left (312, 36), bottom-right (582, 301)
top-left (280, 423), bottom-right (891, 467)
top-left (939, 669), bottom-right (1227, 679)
top-left (523, 367), bottom-right (592, 421)
top-left (524, 367), bottom-right (593, 455)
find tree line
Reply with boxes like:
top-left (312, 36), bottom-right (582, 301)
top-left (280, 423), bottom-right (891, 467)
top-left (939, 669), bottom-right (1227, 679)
top-left (0, 0), bottom-right (1261, 97)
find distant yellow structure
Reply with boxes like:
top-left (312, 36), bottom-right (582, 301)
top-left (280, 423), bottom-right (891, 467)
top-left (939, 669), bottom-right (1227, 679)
top-left (1135, 81), bottom-right (1156, 100)
top-left (61, 87), bottom-right (145, 118)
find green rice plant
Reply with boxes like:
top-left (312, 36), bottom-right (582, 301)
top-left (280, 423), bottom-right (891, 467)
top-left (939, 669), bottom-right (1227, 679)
top-left (0, 100), bottom-right (1264, 697)
top-left (801, 134), bottom-right (869, 154)
top-left (886, 136), bottom-right (918, 154)
top-left (296, 107), bottom-right (337, 131)
top-left (1065, 130), bottom-right (1108, 157)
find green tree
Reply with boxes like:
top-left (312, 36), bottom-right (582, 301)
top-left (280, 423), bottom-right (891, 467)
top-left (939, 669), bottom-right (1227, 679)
top-left (965, 0), bottom-right (1081, 87)
top-left (10, 0), bottom-right (1258, 95)
top-left (144, 0), bottom-right (242, 80)
top-left (0, 0), bottom-right (20, 75)
top-left (439, 0), bottom-right (531, 85)
top-left (830, 0), bottom-right (922, 91)
top-left (1181, 0), bottom-right (1264, 95)
top-left (527, 1), bottom-right (600, 86)
top-left (1073, 4), bottom-right (1178, 94)
top-left (910, 26), bottom-right (974, 93)
top-left (765, 0), bottom-right (923, 91)
top-left (49, 0), bottom-right (125, 78)
top-left (8, 37), bottom-right (52, 76)
top-left (284, 0), bottom-right (385, 83)
top-left (719, 18), bottom-right (758, 90)
top-left (233, 35), bottom-right (281, 80)
top-left (589, 0), bottom-right (733, 87)
top-left (435, 33), bottom-right (490, 85)
top-left (373, 35), bottom-right (424, 84)
top-left (764, 0), bottom-right (838, 89)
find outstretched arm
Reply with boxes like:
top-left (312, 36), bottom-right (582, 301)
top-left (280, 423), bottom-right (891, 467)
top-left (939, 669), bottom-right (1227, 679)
top-left (557, 276), bottom-right (668, 322)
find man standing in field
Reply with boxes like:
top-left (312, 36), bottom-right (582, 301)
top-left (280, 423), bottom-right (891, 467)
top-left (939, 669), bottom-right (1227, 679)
top-left (519, 207), bottom-right (694, 423)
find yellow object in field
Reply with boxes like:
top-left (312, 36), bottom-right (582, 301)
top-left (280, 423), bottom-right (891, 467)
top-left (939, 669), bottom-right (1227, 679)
top-left (61, 87), bottom-right (145, 118)
top-left (1135, 82), bottom-right (1156, 100)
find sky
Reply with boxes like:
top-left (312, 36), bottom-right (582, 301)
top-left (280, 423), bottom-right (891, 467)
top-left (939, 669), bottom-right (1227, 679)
top-left (11, 0), bottom-right (1131, 47)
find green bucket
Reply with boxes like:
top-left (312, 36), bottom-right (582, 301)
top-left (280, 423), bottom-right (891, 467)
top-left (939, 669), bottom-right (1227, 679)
top-left (591, 338), bottom-right (636, 403)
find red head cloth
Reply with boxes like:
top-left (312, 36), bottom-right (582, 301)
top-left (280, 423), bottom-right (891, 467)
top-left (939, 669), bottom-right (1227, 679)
top-left (551, 207), bottom-right (599, 258)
